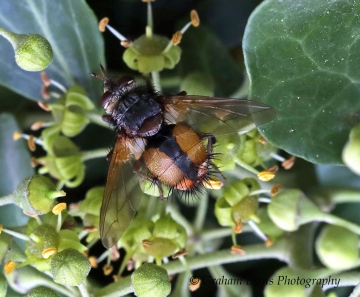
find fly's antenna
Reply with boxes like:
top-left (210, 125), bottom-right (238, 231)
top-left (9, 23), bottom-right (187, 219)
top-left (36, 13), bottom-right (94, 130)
top-left (90, 64), bottom-right (107, 81)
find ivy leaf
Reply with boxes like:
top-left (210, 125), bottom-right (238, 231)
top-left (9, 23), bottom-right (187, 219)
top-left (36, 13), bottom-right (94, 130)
top-left (0, 113), bottom-right (33, 226)
top-left (180, 25), bottom-right (244, 97)
top-left (243, 0), bottom-right (360, 164)
top-left (0, 0), bottom-right (104, 102)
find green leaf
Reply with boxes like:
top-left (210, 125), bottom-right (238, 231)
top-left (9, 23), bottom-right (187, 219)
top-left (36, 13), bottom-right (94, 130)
top-left (0, 113), bottom-right (33, 227)
top-left (0, 0), bottom-right (104, 102)
top-left (243, 0), bottom-right (360, 164)
top-left (180, 25), bottom-right (244, 97)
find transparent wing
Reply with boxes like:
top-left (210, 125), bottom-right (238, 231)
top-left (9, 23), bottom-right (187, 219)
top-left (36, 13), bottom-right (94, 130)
top-left (163, 96), bottom-right (276, 135)
top-left (100, 137), bottom-right (144, 248)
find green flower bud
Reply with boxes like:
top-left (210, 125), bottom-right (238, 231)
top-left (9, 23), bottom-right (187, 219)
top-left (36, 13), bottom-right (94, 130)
top-left (235, 130), bottom-right (276, 167)
top-left (0, 28), bottom-right (53, 71)
top-left (27, 286), bottom-right (59, 297)
top-left (180, 72), bottom-right (214, 96)
top-left (316, 225), bottom-right (359, 269)
top-left (13, 175), bottom-right (65, 215)
top-left (57, 230), bottom-right (87, 253)
top-left (139, 180), bottom-right (170, 198)
top-left (27, 225), bottom-right (59, 259)
top-left (256, 208), bottom-right (284, 240)
top-left (267, 189), bottom-right (301, 232)
top-left (50, 248), bottom-right (91, 286)
top-left (123, 34), bottom-right (181, 74)
top-left (342, 123), bottom-right (360, 175)
top-left (264, 267), bottom-right (306, 297)
top-left (49, 85), bottom-right (94, 137)
top-left (131, 263), bottom-right (171, 297)
top-left (215, 179), bottom-right (260, 226)
top-left (142, 214), bottom-right (187, 262)
top-left (38, 136), bottom-right (85, 188)
top-left (212, 134), bottom-right (241, 171)
top-left (0, 272), bottom-right (7, 297)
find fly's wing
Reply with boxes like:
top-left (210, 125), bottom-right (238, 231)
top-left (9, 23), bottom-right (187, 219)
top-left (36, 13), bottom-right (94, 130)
top-left (163, 96), bottom-right (276, 135)
top-left (100, 137), bottom-right (144, 248)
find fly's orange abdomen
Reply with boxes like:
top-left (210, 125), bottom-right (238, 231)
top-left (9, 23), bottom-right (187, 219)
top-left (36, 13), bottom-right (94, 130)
top-left (143, 124), bottom-right (209, 191)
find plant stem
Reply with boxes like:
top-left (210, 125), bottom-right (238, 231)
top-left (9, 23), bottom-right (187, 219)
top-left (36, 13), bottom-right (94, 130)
top-left (94, 239), bottom-right (289, 297)
top-left (0, 193), bottom-right (14, 206)
top-left (193, 194), bottom-right (208, 232)
top-left (78, 283), bottom-right (90, 297)
top-left (321, 188), bottom-right (360, 204)
top-left (81, 148), bottom-right (108, 161)
top-left (151, 71), bottom-right (161, 92)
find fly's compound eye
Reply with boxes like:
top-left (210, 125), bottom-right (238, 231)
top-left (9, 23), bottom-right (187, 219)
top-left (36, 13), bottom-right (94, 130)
top-left (117, 76), bottom-right (135, 88)
top-left (101, 91), bottom-right (112, 108)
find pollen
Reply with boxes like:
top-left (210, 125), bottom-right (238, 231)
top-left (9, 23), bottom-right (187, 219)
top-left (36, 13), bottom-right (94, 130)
top-left (4, 260), bottom-right (16, 274)
top-left (203, 178), bottom-right (222, 189)
top-left (172, 31), bottom-right (182, 46)
top-left (257, 171), bottom-right (275, 182)
top-left (27, 135), bottom-right (36, 152)
top-left (99, 17), bottom-right (109, 32)
top-left (52, 203), bottom-right (67, 215)
top-left (270, 184), bottom-right (282, 196)
top-left (190, 10), bottom-right (200, 27)
top-left (282, 155), bottom-right (296, 170)
top-left (31, 157), bottom-right (38, 168)
top-left (103, 264), bottom-right (113, 276)
top-left (234, 219), bottom-right (243, 234)
top-left (13, 131), bottom-right (22, 141)
top-left (42, 247), bottom-right (57, 259)
top-left (231, 245), bottom-right (246, 255)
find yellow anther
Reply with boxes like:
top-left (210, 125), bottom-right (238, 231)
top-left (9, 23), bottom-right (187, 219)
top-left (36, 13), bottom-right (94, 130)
top-left (41, 84), bottom-right (51, 99)
top-left (31, 121), bottom-right (45, 131)
top-left (270, 184), bottom-right (282, 196)
top-left (172, 31), bottom-right (182, 46)
top-left (142, 240), bottom-right (153, 248)
top-left (257, 171), bottom-right (275, 182)
top-left (234, 219), bottom-right (243, 234)
top-left (40, 71), bottom-right (51, 87)
top-left (189, 277), bottom-right (201, 291)
top-left (42, 247), bottom-right (57, 259)
top-left (52, 202), bottom-right (67, 215)
top-left (99, 17), bottom-right (109, 32)
top-left (103, 264), bottom-right (113, 276)
top-left (190, 10), bottom-right (200, 27)
top-left (38, 101), bottom-right (50, 111)
top-left (231, 245), bottom-right (246, 255)
top-left (4, 260), bottom-right (16, 274)
top-left (13, 131), bottom-right (22, 141)
top-left (23, 210), bottom-right (38, 218)
top-left (282, 155), bottom-right (296, 170)
top-left (89, 256), bottom-right (98, 268)
top-left (265, 236), bottom-right (274, 247)
top-left (27, 135), bottom-right (36, 152)
top-left (0, 224), bottom-right (3, 233)
top-left (203, 178), bottom-right (222, 190)
top-left (172, 248), bottom-right (188, 259)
